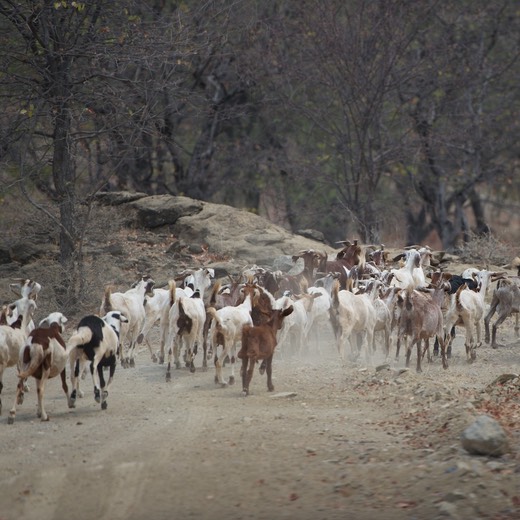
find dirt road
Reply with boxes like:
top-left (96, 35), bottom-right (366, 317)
top-left (1, 326), bottom-right (519, 520)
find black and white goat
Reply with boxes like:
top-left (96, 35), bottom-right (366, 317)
top-left (68, 311), bottom-right (129, 410)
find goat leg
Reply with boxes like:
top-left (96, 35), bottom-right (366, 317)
top-left (265, 356), bottom-right (274, 392)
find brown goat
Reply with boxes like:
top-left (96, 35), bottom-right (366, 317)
top-left (238, 306), bottom-right (294, 396)
top-left (395, 284), bottom-right (449, 373)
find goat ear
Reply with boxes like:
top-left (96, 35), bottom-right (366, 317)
top-left (282, 305), bottom-right (294, 317)
top-left (392, 253), bottom-right (405, 262)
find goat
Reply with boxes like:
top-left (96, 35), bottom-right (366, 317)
top-left (274, 291), bottom-right (321, 357)
top-left (316, 240), bottom-right (365, 289)
top-left (68, 311), bottom-right (129, 410)
top-left (100, 275), bottom-right (155, 368)
top-left (202, 276), bottom-right (244, 366)
top-left (367, 244), bottom-right (389, 270)
top-left (0, 298), bottom-right (36, 416)
top-left (329, 279), bottom-right (377, 364)
top-left (443, 270), bottom-right (500, 362)
top-left (238, 306), bottom-right (294, 396)
top-left (6, 279), bottom-right (41, 334)
top-left (165, 280), bottom-right (206, 381)
top-left (206, 283), bottom-right (258, 387)
top-left (153, 268), bottom-right (213, 368)
top-left (429, 270), bottom-right (479, 357)
top-left (395, 284), bottom-right (448, 372)
top-left (390, 248), bottom-right (428, 290)
top-left (291, 249), bottom-right (322, 285)
top-left (370, 283), bottom-right (399, 358)
top-left (9, 278), bottom-right (42, 301)
top-left (484, 277), bottom-right (520, 348)
top-left (136, 286), bottom-right (171, 363)
top-left (8, 318), bottom-right (72, 423)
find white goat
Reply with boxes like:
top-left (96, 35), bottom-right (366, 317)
top-left (275, 291), bottom-right (321, 357)
top-left (390, 249), bottom-right (428, 290)
top-left (136, 270), bottom-right (212, 362)
top-left (9, 278), bottom-right (42, 301)
top-left (370, 282), bottom-right (399, 358)
top-left (8, 317), bottom-right (71, 423)
top-left (443, 269), bottom-right (498, 362)
top-left (165, 280), bottom-right (206, 381)
top-left (100, 275), bottom-right (155, 368)
top-left (7, 279), bottom-right (41, 333)
top-left (303, 278), bottom-right (334, 355)
top-left (68, 311), bottom-right (129, 410)
top-left (329, 280), bottom-right (377, 364)
top-left (206, 284), bottom-right (257, 386)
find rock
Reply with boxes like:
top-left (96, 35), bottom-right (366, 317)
top-left (295, 228), bottom-right (326, 243)
top-left (0, 245), bottom-right (11, 265)
top-left (272, 255), bottom-right (295, 273)
top-left (485, 373), bottom-right (519, 392)
top-left (460, 414), bottom-right (510, 457)
top-left (95, 191), bottom-right (148, 205)
top-left (9, 242), bottom-right (49, 264)
top-left (437, 500), bottom-right (460, 519)
top-left (128, 195), bottom-right (204, 228)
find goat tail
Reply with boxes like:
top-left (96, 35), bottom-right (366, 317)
top-left (168, 279), bottom-right (176, 307)
top-left (331, 279), bottom-right (340, 307)
top-left (66, 326), bottom-right (94, 353)
top-left (209, 281), bottom-right (221, 306)
top-left (206, 307), bottom-right (221, 328)
top-left (455, 283), bottom-right (467, 312)
top-left (18, 345), bottom-right (46, 379)
top-left (102, 286), bottom-right (113, 314)
top-left (178, 298), bottom-right (186, 317)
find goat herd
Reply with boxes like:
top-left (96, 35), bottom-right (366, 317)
top-left (1, 241), bottom-right (519, 424)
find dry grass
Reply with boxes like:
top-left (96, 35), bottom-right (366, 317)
top-left (456, 232), bottom-right (516, 268)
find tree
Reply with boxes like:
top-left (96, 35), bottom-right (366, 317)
top-left (0, 0), bottom-right (194, 307)
top-left (395, 0), bottom-right (520, 249)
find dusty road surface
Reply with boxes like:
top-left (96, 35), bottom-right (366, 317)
top-left (0, 323), bottom-right (519, 520)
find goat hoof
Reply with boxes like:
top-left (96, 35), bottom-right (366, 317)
top-left (94, 389), bottom-right (101, 403)
top-left (242, 390), bottom-right (249, 396)
top-left (101, 401), bottom-right (108, 410)
top-left (7, 415), bottom-right (14, 425)
top-left (189, 365), bottom-right (196, 374)
top-left (220, 382), bottom-right (228, 388)
top-left (129, 359), bottom-right (135, 368)
top-left (228, 376), bottom-right (235, 385)
top-left (152, 354), bottom-right (158, 363)
top-left (166, 373), bottom-right (171, 383)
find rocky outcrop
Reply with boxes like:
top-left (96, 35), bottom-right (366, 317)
top-left (98, 192), bottom-right (335, 266)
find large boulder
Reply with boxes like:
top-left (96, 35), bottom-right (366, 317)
top-left (110, 193), bottom-right (335, 266)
